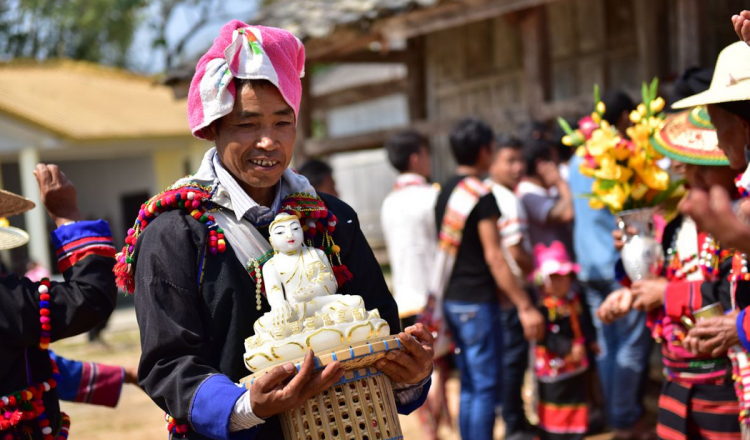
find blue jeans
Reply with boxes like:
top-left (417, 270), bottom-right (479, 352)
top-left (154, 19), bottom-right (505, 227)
top-left (499, 305), bottom-right (529, 435)
top-left (444, 300), bottom-right (503, 440)
top-left (581, 279), bottom-right (652, 429)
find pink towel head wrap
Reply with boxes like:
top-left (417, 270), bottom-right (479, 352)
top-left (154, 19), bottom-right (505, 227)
top-left (188, 20), bottom-right (306, 139)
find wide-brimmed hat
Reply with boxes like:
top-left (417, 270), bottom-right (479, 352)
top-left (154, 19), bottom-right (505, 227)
top-left (0, 189), bottom-right (35, 218)
top-left (0, 218), bottom-right (29, 250)
top-left (533, 241), bottom-right (579, 280)
top-left (673, 42), bottom-right (750, 109)
top-left (650, 106), bottom-right (728, 166)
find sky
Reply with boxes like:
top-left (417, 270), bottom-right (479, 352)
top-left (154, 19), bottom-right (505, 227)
top-left (129, 0), bottom-right (259, 74)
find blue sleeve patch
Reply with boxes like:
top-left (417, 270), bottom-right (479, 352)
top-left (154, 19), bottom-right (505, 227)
top-left (189, 374), bottom-right (248, 440)
top-left (738, 309), bottom-right (750, 352)
top-left (51, 220), bottom-right (113, 249)
top-left (49, 351), bottom-right (84, 401)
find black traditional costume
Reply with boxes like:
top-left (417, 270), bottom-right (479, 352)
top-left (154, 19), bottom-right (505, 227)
top-left (1, 220), bottom-right (117, 439)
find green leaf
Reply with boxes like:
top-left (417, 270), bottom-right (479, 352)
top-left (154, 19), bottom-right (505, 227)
top-left (641, 82), bottom-right (649, 106)
top-left (594, 84), bottom-right (600, 106)
top-left (557, 117), bottom-right (574, 135)
top-left (650, 77), bottom-right (659, 101)
top-left (597, 179), bottom-right (617, 190)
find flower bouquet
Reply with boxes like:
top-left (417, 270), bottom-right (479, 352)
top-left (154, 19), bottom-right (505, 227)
top-left (558, 79), bottom-right (682, 280)
top-left (559, 79), bottom-right (682, 214)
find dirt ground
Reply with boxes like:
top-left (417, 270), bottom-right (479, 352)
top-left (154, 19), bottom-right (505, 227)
top-left (52, 308), bottom-right (620, 440)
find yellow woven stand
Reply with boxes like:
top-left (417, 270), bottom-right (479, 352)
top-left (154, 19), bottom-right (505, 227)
top-left (241, 336), bottom-right (405, 440)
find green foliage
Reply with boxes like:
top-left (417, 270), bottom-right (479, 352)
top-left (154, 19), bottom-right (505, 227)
top-left (0, 0), bottom-right (146, 66)
top-left (557, 117), bottom-right (574, 135)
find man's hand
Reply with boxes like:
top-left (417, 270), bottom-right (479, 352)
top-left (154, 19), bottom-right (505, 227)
top-left (631, 278), bottom-right (667, 312)
top-left (733, 11), bottom-right (750, 45)
top-left (251, 350), bottom-right (344, 418)
top-left (33, 164), bottom-right (82, 228)
top-left (377, 324), bottom-right (434, 385)
top-left (612, 226), bottom-right (638, 252)
top-left (537, 161), bottom-right (561, 188)
top-left (124, 366), bottom-right (139, 386)
top-left (518, 305), bottom-right (545, 341)
top-left (684, 310), bottom-right (740, 358)
top-left (597, 288), bottom-right (633, 324)
top-left (569, 343), bottom-right (585, 363)
top-left (681, 186), bottom-right (750, 255)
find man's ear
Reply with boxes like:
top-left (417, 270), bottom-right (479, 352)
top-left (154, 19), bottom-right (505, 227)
top-left (202, 122), bottom-right (218, 142)
top-left (408, 152), bottom-right (420, 170)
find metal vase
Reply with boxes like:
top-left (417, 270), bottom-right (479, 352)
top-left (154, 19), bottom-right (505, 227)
top-left (617, 208), bottom-right (664, 281)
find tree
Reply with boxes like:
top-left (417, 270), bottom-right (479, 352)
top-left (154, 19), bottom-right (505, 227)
top-left (146, 0), bottom-right (257, 72)
top-left (0, 0), bottom-right (146, 67)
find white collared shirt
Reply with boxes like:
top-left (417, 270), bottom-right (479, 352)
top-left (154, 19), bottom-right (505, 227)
top-left (212, 153), bottom-right (282, 226)
top-left (380, 173), bottom-right (439, 317)
top-left (488, 181), bottom-right (531, 281)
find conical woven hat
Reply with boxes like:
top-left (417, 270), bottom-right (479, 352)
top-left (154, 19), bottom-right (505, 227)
top-left (650, 106), bottom-right (728, 166)
top-left (0, 220), bottom-right (30, 251)
top-left (673, 42), bottom-right (750, 109)
top-left (0, 189), bottom-right (35, 218)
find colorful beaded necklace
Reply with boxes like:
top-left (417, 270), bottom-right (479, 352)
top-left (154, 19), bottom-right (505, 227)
top-left (114, 183), bottom-right (221, 294)
top-left (664, 229), bottom-right (726, 282)
top-left (1, 278), bottom-right (71, 440)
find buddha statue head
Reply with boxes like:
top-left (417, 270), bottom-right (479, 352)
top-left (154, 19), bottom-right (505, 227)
top-left (269, 213), bottom-right (304, 253)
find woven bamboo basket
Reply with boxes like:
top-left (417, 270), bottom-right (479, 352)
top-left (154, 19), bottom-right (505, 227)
top-left (242, 335), bottom-right (405, 440)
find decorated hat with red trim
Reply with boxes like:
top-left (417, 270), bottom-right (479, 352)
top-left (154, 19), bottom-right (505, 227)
top-left (650, 106), bottom-right (728, 166)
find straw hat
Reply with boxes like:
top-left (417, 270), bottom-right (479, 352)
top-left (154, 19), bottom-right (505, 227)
top-left (0, 218), bottom-right (30, 250)
top-left (650, 106), bottom-right (728, 166)
top-left (0, 189), bottom-right (35, 218)
top-left (673, 41), bottom-right (750, 109)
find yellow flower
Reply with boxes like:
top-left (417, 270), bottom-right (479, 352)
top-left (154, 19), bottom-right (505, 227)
top-left (586, 125), bottom-right (620, 157)
top-left (594, 154), bottom-right (633, 182)
top-left (629, 110), bottom-right (642, 124)
top-left (626, 124), bottom-right (651, 146)
top-left (578, 160), bottom-right (597, 177)
top-left (593, 181), bottom-right (628, 212)
top-left (591, 112), bottom-right (601, 124)
top-left (650, 97), bottom-right (665, 113)
top-left (596, 101), bottom-right (606, 114)
top-left (562, 135), bottom-right (573, 146)
top-left (649, 116), bottom-right (662, 130)
top-left (589, 198), bottom-right (605, 210)
top-left (629, 152), bottom-right (669, 191)
top-left (631, 182), bottom-right (649, 200)
top-left (637, 103), bottom-right (647, 116)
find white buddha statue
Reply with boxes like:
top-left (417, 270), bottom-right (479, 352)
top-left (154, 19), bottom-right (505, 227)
top-left (243, 213), bottom-right (389, 372)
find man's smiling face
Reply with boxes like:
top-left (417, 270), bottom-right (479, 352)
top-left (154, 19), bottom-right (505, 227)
top-left (205, 80), bottom-right (297, 192)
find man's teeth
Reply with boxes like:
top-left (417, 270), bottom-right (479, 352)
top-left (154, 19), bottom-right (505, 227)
top-left (251, 159), bottom-right (277, 167)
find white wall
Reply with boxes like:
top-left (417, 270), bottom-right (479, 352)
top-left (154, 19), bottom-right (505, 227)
top-left (59, 157), bottom-right (155, 245)
top-left (330, 149), bottom-right (398, 247)
top-left (326, 94), bottom-right (409, 138)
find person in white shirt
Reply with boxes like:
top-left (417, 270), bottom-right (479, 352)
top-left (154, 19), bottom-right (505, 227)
top-left (381, 130), bottom-right (445, 440)
top-left (489, 134), bottom-right (533, 277)
top-left (381, 130), bottom-right (438, 328)
top-left (488, 134), bottom-right (535, 439)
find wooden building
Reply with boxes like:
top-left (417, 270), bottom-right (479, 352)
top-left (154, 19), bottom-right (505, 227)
top-left (253, 0), bottom-right (745, 178)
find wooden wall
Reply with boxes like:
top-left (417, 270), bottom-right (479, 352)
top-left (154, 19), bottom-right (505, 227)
top-left (424, 14), bottom-right (525, 180)
top-left (420, 0), bottom-right (745, 180)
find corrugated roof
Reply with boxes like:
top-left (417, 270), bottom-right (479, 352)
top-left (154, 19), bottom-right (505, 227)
top-left (0, 60), bottom-right (190, 141)
top-left (253, 0), bottom-right (440, 40)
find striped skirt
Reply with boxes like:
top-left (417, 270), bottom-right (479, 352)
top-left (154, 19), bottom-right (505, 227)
top-left (657, 379), bottom-right (741, 440)
top-left (537, 373), bottom-right (587, 440)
